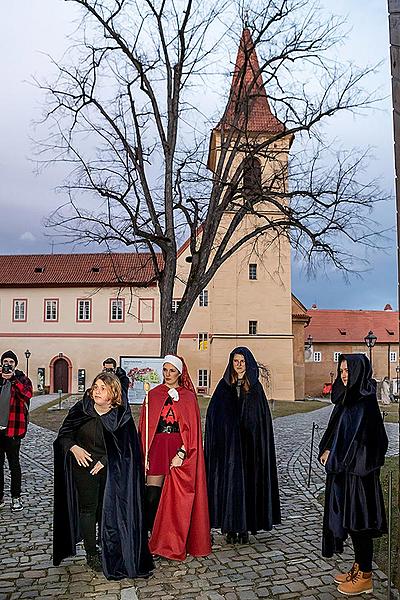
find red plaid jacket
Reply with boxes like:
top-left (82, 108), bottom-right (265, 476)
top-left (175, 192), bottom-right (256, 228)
top-left (1, 370), bottom-right (33, 438)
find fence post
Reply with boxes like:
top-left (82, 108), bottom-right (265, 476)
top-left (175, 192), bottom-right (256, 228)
top-left (387, 470), bottom-right (393, 600)
top-left (307, 422), bottom-right (317, 488)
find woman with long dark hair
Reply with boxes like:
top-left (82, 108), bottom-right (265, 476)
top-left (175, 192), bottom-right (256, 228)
top-left (319, 354), bottom-right (388, 596)
top-left (138, 354), bottom-right (211, 560)
top-left (205, 347), bottom-right (280, 544)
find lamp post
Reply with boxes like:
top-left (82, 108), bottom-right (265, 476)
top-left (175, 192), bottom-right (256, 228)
top-left (396, 365), bottom-right (400, 402)
top-left (24, 349), bottom-right (31, 377)
top-left (364, 330), bottom-right (377, 370)
top-left (329, 371), bottom-right (334, 400)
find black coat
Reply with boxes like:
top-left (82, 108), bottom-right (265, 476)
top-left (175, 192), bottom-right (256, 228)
top-left (319, 353), bottom-right (388, 557)
top-left (205, 347), bottom-right (281, 534)
top-left (53, 393), bottom-right (153, 580)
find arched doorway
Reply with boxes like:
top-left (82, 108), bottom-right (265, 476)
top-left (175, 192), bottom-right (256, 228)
top-left (53, 358), bottom-right (69, 393)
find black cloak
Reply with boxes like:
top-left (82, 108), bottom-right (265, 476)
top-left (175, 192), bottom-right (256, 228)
top-left (204, 347), bottom-right (281, 534)
top-left (318, 353), bottom-right (388, 557)
top-left (53, 393), bottom-right (154, 580)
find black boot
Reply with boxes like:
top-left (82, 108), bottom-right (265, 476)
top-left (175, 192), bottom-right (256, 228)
top-left (237, 531), bottom-right (249, 544)
top-left (226, 531), bottom-right (237, 544)
top-left (145, 485), bottom-right (162, 532)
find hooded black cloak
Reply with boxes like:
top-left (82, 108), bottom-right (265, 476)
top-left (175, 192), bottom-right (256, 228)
top-left (204, 347), bottom-right (281, 534)
top-left (318, 353), bottom-right (388, 557)
top-left (53, 392), bottom-right (153, 580)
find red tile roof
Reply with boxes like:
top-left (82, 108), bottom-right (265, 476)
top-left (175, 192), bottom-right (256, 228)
top-left (0, 253), bottom-right (163, 288)
top-left (306, 309), bottom-right (399, 344)
top-left (218, 29), bottom-right (285, 134)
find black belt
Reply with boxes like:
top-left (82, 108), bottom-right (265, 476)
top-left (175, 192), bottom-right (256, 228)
top-left (156, 424), bottom-right (180, 434)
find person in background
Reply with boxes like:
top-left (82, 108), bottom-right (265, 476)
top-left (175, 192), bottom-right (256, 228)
top-left (53, 372), bottom-right (153, 579)
top-left (138, 354), bottom-right (211, 561)
top-left (102, 357), bottom-right (130, 402)
top-left (319, 354), bottom-right (388, 596)
top-left (0, 350), bottom-right (32, 512)
top-left (205, 347), bottom-right (280, 544)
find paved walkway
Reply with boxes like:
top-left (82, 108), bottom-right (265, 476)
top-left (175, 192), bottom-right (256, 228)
top-left (0, 405), bottom-right (398, 600)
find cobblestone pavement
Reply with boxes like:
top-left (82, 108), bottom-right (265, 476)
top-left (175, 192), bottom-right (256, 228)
top-left (0, 404), bottom-right (398, 600)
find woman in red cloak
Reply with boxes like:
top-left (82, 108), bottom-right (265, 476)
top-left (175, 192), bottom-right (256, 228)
top-left (138, 355), bottom-right (211, 561)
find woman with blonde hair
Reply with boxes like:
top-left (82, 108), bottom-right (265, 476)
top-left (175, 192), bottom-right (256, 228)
top-left (53, 372), bottom-right (153, 579)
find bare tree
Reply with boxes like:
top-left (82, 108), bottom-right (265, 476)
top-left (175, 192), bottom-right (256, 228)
top-left (37, 0), bottom-right (386, 354)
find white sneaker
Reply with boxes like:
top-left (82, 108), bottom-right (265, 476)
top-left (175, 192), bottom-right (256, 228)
top-left (11, 497), bottom-right (23, 511)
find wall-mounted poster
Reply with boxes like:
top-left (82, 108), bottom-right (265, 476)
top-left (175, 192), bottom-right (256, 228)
top-left (120, 356), bottom-right (164, 404)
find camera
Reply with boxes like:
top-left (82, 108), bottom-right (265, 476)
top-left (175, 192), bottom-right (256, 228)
top-left (1, 364), bottom-right (13, 374)
top-left (104, 368), bottom-right (115, 373)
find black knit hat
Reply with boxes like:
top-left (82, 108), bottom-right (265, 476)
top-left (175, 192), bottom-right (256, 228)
top-left (1, 350), bottom-right (18, 366)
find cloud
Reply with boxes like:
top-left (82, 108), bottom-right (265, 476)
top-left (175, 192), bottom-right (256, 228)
top-left (19, 231), bottom-right (36, 242)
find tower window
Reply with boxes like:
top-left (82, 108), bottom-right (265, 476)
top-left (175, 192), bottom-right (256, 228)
top-left (249, 263), bottom-right (257, 280)
top-left (249, 320), bottom-right (257, 335)
top-left (243, 157), bottom-right (262, 192)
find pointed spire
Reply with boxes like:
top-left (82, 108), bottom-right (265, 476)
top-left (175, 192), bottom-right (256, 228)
top-left (218, 29), bottom-right (284, 134)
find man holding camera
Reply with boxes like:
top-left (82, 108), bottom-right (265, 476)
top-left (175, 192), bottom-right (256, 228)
top-left (102, 357), bottom-right (129, 403)
top-left (0, 350), bottom-right (33, 511)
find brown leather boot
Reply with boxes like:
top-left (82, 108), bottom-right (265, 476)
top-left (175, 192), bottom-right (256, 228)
top-left (334, 562), bottom-right (359, 584)
top-left (337, 568), bottom-right (373, 596)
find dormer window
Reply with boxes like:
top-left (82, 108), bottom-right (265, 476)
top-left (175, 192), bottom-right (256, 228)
top-left (91, 267), bottom-right (100, 273)
top-left (34, 267), bottom-right (45, 273)
top-left (338, 329), bottom-right (346, 335)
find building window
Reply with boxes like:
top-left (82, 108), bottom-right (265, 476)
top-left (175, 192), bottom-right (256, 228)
top-left (172, 299), bottom-right (181, 313)
top-left (249, 263), bottom-right (257, 280)
top-left (243, 156), bottom-right (262, 192)
top-left (110, 298), bottom-right (124, 322)
top-left (199, 289), bottom-right (208, 307)
top-left (77, 299), bottom-right (92, 322)
top-left (390, 351), bottom-right (397, 363)
top-left (198, 332), bottom-right (208, 351)
top-left (13, 299), bottom-right (27, 322)
top-left (198, 369), bottom-right (208, 387)
top-left (313, 352), bottom-right (322, 362)
top-left (333, 352), bottom-right (341, 363)
top-left (44, 299), bottom-right (59, 321)
top-left (249, 320), bottom-right (257, 335)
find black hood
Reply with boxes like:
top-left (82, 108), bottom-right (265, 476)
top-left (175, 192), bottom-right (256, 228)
top-left (223, 347), bottom-right (259, 387)
top-left (331, 353), bottom-right (376, 405)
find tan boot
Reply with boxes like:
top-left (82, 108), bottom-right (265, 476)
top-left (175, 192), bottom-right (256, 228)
top-left (337, 568), bottom-right (373, 596)
top-left (334, 562), bottom-right (359, 584)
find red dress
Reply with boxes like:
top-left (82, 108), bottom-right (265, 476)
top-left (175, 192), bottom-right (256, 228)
top-left (139, 384), bottom-right (211, 560)
top-left (147, 396), bottom-right (183, 475)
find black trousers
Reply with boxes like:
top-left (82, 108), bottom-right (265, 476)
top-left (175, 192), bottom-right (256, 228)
top-left (350, 532), bottom-right (373, 572)
top-left (0, 431), bottom-right (22, 499)
top-left (73, 462), bottom-right (107, 556)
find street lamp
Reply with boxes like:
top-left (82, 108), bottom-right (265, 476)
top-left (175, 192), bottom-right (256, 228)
top-left (396, 365), bottom-right (400, 402)
top-left (24, 349), bottom-right (31, 377)
top-left (364, 331), bottom-right (377, 369)
top-left (305, 334), bottom-right (313, 349)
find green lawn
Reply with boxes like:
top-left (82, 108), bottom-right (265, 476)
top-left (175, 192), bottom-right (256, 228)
top-left (379, 402), bottom-right (400, 424)
top-left (374, 456), bottom-right (400, 590)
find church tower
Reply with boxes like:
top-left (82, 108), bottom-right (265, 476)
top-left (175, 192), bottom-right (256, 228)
top-left (206, 28), bottom-right (295, 401)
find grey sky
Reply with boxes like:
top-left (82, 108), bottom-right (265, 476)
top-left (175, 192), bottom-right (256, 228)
top-left (0, 0), bottom-right (396, 310)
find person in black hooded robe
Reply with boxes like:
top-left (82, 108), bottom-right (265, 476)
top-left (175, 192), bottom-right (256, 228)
top-left (53, 372), bottom-right (153, 580)
top-left (319, 354), bottom-right (388, 596)
top-left (204, 347), bottom-right (280, 544)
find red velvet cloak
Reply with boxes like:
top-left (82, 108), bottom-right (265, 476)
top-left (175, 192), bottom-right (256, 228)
top-left (138, 384), bottom-right (211, 561)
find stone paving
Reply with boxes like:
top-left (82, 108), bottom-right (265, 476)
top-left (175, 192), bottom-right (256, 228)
top-left (0, 402), bottom-right (398, 600)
